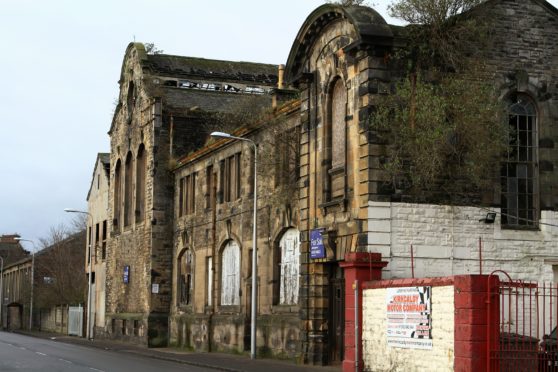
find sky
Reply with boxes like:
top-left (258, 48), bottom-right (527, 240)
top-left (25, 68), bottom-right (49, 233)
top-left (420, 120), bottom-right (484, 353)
top-left (1, 0), bottom-right (557, 251)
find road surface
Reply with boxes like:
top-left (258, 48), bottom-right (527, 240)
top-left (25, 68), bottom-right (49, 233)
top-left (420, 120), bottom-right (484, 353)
top-left (0, 331), bottom-right (213, 371)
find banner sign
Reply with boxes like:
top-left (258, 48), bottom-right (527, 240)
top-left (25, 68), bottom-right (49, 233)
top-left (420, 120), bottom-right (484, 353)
top-left (123, 265), bottom-right (130, 284)
top-left (386, 286), bottom-right (432, 349)
top-left (309, 229), bottom-right (326, 259)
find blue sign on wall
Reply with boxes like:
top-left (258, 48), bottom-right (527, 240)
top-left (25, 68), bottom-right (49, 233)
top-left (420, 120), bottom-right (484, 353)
top-left (310, 229), bottom-right (326, 259)
top-left (123, 265), bottom-right (130, 284)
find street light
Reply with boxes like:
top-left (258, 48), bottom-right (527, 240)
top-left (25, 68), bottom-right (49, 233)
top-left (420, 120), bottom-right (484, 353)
top-left (15, 238), bottom-right (36, 330)
top-left (64, 208), bottom-right (93, 340)
top-left (210, 131), bottom-right (258, 359)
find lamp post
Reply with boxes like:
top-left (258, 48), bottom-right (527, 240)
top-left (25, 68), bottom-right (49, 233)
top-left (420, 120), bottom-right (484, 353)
top-left (64, 208), bottom-right (93, 340)
top-left (15, 238), bottom-right (36, 330)
top-left (210, 131), bottom-right (258, 359)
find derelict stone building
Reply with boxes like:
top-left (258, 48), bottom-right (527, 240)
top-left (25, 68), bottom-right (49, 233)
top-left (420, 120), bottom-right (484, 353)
top-left (93, 0), bottom-right (558, 366)
top-left (103, 43), bottom-right (277, 346)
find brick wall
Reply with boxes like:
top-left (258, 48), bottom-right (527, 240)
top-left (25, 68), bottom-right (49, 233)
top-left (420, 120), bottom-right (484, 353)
top-left (366, 201), bottom-right (558, 283)
top-left (360, 275), bottom-right (491, 372)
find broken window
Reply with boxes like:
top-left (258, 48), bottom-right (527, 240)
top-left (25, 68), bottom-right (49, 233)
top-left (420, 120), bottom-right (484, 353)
top-left (501, 93), bottom-right (538, 227)
top-left (123, 152), bottom-right (133, 227)
top-left (220, 240), bottom-right (240, 306)
top-left (114, 159), bottom-right (122, 229)
top-left (278, 228), bottom-right (300, 305)
top-left (135, 144), bottom-right (146, 223)
top-left (178, 249), bottom-right (193, 306)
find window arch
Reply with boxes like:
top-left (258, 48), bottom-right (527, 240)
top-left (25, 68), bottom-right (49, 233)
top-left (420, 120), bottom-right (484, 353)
top-left (276, 228), bottom-right (300, 305)
top-left (114, 159), bottom-right (122, 229)
top-left (178, 248), bottom-right (193, 306)
top-left (124, 151), bottom-right (133, 227)
top-left (501, 93), bottom-right (538, 227)
top-left (135, 144), bottom-right (146, 223)
top-left (220, 240), bottom-right (240, 305)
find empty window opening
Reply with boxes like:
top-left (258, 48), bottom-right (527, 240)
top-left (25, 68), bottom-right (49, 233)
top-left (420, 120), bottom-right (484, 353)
top-left (124, 152), bottom-right (133, 227)
top-left (135, 144), bottom-right (146, 223)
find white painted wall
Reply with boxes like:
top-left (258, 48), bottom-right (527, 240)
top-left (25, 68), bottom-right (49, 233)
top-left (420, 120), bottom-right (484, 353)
top-left (367, 201), bottom-right (558, 282)
top-left (362, 286), bottom-right (455, 372)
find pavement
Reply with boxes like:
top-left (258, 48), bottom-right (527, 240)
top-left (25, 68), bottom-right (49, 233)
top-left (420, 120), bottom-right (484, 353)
top-left (14, 330), bottom-right (341, 372)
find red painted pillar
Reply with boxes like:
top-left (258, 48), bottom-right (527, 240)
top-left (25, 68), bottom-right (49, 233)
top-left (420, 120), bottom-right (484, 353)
top-left (340, 252), bottom-right (388, 372)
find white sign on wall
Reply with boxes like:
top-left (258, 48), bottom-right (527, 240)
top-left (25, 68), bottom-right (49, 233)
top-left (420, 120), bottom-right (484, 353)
top-left (386, 286), bottom-right (432, 349)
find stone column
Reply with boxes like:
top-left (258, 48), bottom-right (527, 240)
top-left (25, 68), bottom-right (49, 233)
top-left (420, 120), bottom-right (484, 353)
top-left (340, 252), bottom-right (387, 372)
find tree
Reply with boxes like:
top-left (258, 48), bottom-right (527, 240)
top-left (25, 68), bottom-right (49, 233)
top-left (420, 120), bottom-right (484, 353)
top-left (370, 0), bottom-right (507, 202)
top-left (35, 224), bottom-right (87, 308)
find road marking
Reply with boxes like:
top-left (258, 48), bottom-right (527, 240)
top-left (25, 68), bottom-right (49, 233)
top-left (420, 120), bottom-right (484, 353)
top-left (19, 347), bottom-right (26, 350)
top-left (59, 358), bottom-right (72, 364)
top-left (89, 368), bottom-right (104, 372)
top-left (36, 352), bottom-right (47, 356)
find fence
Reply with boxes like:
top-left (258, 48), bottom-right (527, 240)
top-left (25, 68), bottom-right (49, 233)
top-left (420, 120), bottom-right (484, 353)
top-left (488, 271), bottom-right (558, 372)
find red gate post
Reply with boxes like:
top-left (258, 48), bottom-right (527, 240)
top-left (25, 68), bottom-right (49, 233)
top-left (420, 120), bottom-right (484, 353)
top-left (340, 252), bottom-right (388, 372)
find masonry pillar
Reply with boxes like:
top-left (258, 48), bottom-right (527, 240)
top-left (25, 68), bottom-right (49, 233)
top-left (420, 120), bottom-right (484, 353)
top-left (340, 252), bottom-right (388, 372)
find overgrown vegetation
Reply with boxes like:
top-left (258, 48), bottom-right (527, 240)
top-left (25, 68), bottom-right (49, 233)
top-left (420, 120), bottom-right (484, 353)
top-left (35, 224), bottom-right (87, 308)
top-left (370, 0), bottom-right (507, 201)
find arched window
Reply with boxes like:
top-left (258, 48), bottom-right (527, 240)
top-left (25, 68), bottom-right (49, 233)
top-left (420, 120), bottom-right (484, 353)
top-left (278, 228), bottom-right (300, 305)
top-left (324, 78), bottom-right (347, 201)
top-left (124, 152), bottom-right (133, 227)
top-left (114, 159), bottom-right (122, 229)
top-left (178, 248), bottom-right (193, 305)
top-left (501, 93), bottom-right (538, 227)
top-left (135, 144), bottom-right (146, 223)
top-left (221, 240), bottom-right (240, 305)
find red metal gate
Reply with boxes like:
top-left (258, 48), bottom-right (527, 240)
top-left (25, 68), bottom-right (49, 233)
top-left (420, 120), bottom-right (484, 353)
top-left (487, 271), bottom-right (558, 371)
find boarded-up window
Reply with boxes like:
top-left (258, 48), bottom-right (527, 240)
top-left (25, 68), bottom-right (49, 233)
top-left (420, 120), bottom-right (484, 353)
top-left (123, 152), bottom-right (133, 226)
top-left (135, 144), bottom-right (146, 223)
top-left (179, 249), bottom-right (193, 305)
top-left (221, 240), bottom-right (240, 305)
top-left (114, 159), bottom-right (122, 229)
top-left (279, 229), bottom-right (300, 305)
top-left (501, 94), bottom-right (538, 227)
top-left (331, 79), bottom-right (347, 169)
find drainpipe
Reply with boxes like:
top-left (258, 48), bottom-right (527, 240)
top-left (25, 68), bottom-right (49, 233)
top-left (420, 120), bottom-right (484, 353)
top-left (354, 280), bottom-right (359, 372)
